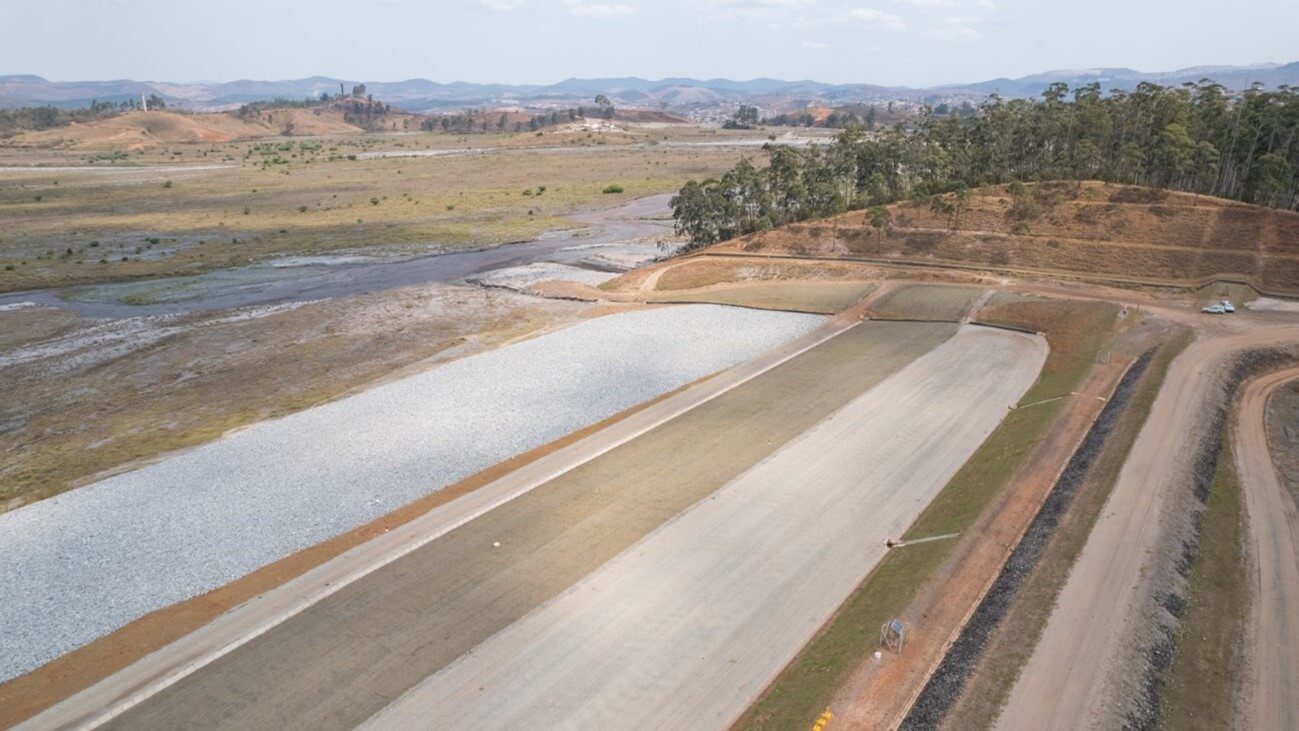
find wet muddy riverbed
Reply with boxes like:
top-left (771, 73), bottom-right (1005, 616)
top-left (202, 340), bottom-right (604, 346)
top-left (0, 195), bottom-right (675, 319)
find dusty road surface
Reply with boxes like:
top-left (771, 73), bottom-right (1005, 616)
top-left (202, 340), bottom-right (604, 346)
top-left (361, 326), bottom-right (1046, 730)
top-left (997, 327), bottom-right (1299, 730)
top-left (1237, 367), bottom-right (1299, 730)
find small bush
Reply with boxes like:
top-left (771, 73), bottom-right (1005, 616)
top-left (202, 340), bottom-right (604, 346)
top-left (370, 197), bottom-right (380, 206)
top-left (602, 184), bottom-right (625, 194)
top-left (163, 180), bottom-right (173, 188)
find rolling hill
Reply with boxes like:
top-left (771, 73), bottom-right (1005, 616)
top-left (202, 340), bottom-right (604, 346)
top-left (4, 61), bottom-right (1297, 111)
top-left (723, 182), bottom-right (1299, 293)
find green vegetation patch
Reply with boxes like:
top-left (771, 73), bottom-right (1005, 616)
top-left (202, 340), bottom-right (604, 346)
top-left (1158, 437), bottom-right (1247, 729)
top-left (870, 284), bottom-right (983, 321)
top-left (942, 329), bottom-right (1192, 730)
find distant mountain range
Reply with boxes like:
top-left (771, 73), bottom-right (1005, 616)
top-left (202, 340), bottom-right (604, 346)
top-left (3, 62), bottom-right (1296, 111)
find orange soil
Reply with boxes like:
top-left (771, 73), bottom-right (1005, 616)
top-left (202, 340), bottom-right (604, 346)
top-left (729, 182), bottom-right (1299, 293)
top-left (7, 109), bottom-right (364, 149)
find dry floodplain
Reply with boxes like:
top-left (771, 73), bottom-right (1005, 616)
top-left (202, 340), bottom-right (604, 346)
top-left (0, 305), bottom-right (822, 684)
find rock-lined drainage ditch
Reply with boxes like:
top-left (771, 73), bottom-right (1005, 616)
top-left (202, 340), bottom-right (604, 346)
top-left (900, 348), bottom-right (1155, 729)
top-left (1119, 347), bottom-right (1298, 730)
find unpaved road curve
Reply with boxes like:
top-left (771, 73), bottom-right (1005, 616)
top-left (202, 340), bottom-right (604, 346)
top-left (362, 326), bottom-right (1046, 730)
top-left (997, 327), bottom-right (1299, 730)
top-left (1237, 367), bottom-right (1299, 730)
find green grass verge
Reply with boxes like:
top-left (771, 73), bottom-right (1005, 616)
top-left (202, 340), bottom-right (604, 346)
top-left (870, 284), bottom-right (983, 321)
top-left (1157, 434), bottom-right (1247, 728)
top-left (735, 301), bottom-right (1118, 730)
top-left (942, 328), bottom-right (1193, 731)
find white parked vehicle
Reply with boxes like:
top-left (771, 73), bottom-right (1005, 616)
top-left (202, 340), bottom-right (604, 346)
top-left (1219, 300), bottom-right (1236, 312)
top-left (1202, 304), bottom-right (1226, 314)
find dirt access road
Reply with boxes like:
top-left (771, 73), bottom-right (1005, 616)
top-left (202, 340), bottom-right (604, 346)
top-left (361, 327), bottom-right (1046, 729)
top-left (1237, 367), bottom-right (1299, 730)
top-left (997, 326), bottom-right (1299, 729)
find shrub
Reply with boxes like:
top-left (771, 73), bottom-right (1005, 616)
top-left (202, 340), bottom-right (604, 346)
top-left (602, 184), bottom-right (625, 194)
top-left (163, 180), bottom-right (173, 188)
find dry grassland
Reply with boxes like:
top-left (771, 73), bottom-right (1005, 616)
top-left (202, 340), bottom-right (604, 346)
top-left (0, 129), bottom-right (754, 292)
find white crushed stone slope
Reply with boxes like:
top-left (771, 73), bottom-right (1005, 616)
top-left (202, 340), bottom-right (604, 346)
top-left (363, 326), bottom-right (1048, 730)
top-left (0, 305), bottom-right (823, 683)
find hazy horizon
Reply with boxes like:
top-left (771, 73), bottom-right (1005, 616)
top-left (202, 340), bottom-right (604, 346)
top-left (5, 0), bottom-right (1298, 88)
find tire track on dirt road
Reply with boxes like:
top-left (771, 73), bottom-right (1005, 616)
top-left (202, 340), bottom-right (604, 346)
top-left (995, 327), bottom-right (1299, 730)
top-left (1236, 367), bottom-right (1299, 730)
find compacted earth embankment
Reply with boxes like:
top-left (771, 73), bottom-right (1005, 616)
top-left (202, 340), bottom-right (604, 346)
top-left (0, 306), bottom-right (822, 687)
top-left (87, 319), bottom-right (972, 730)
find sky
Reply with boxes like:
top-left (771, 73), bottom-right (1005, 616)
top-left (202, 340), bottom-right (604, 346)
top-left (5, 0), bottom-right (1298, 87)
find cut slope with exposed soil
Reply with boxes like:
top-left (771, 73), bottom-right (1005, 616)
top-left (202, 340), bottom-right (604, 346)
top-left (6, 110), bottom-right (364, 149)
top-left (726, 182), bottom-right (1299, 292)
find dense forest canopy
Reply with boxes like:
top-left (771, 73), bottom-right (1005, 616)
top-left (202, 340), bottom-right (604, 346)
top-left (672, 81), bottom-right (1299, 247)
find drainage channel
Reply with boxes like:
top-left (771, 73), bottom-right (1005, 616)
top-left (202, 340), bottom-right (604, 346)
top-left (899, 348), bottom-right (1155, 729)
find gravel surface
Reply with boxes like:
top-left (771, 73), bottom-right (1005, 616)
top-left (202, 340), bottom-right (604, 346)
top-left (1114, 347), bottom-right (1297, 730)
top-left (464, 262), bottom-right (618, 291)
top-left (0, 305), bottom-right (822, 684)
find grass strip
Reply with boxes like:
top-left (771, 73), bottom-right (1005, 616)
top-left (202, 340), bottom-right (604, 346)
top-left (941, 328), bottom-right (1192, 730)
top-left (1156, 437), bottom-right (1246, 729)
top-left (734, 300), bottom-right (1117, 730)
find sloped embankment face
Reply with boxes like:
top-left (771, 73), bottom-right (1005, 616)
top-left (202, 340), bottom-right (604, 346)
top-left (0, 305), bottom-right (824, 687)
top-left (735, 182), bottom-right (1299, 292)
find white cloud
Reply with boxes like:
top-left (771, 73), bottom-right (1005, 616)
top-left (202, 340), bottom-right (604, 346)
top-left (698, 0), bottom-right (816, 23)
top-left (923, 25), bottom-right (981, 41)
top-left (848, 7), bottom-right (906, 31)
top-left (897, 0), bottom-right (995, 9)
top-left (563, 0), bottom-right (633, 16)
top-left (706, 0), bottom-right (816, 8)
top-left (476, 0), bottom-right (525, 10)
